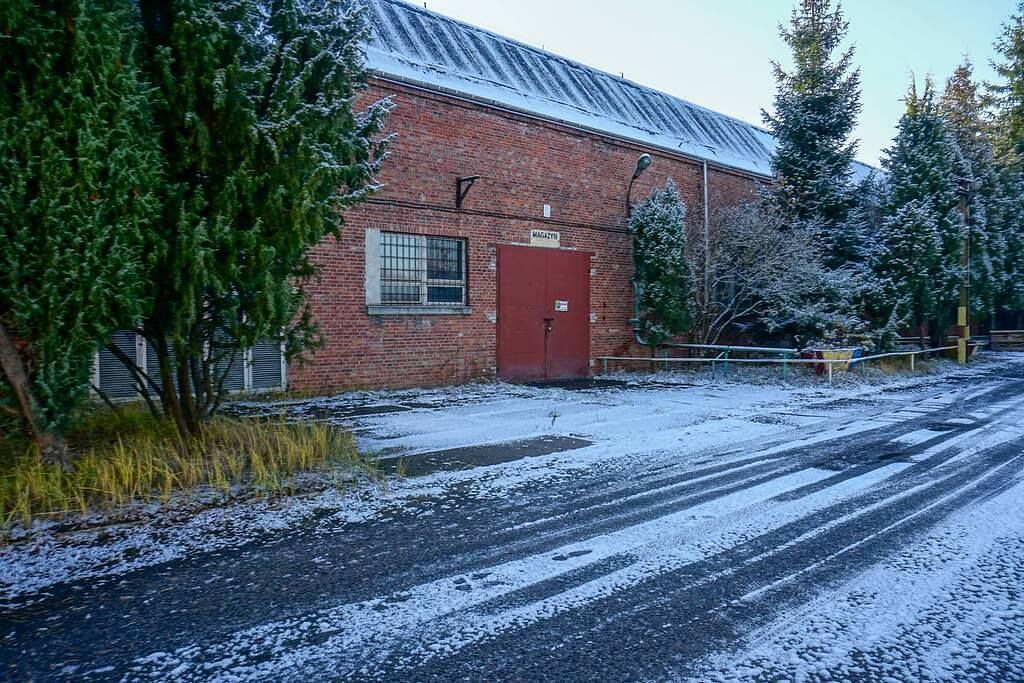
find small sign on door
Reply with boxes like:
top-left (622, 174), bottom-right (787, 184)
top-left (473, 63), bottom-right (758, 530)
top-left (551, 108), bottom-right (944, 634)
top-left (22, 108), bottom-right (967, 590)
top-left (554, 300), bottom-right (569, 312)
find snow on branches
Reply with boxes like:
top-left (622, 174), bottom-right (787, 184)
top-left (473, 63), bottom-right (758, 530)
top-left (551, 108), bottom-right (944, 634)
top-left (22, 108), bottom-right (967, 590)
top-left (629, 180), bottom-right (695, 346)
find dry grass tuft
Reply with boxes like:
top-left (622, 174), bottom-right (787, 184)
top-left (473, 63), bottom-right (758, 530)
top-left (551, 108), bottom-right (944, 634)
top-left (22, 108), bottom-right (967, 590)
top-left (0, 407), bottom-right (374, 537)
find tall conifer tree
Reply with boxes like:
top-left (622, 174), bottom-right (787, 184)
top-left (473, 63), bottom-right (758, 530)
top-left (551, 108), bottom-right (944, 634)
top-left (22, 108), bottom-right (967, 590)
top-left (985, 4), bottom-right (1024, 322)
top-left (125, 0), bottom-right (390, 438)
top-left (763, 0), bottom-right (862, 268)
top-left (629, 180), bottom-right (695, 346)
top-left (941, 60), bottom-right (1004, 325)
top-left (987, 4), bottom-right (1024, 166)
top-left (0, 0), bottom-right (161, 459)
top-left (878, 79), bottom-right (968, 346)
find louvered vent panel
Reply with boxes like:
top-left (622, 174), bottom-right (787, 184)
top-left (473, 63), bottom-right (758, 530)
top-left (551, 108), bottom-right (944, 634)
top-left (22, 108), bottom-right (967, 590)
top-left (215, 351), bottom-right (245, 392)
top-left (97, 332), bottom-right (139, 399)
top-left (251, 341), bottom-right (284, 390)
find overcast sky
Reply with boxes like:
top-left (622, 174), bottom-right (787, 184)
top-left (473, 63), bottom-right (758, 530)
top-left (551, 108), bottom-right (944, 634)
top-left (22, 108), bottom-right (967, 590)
top-left (418, 0), bottom-right (1017, 168)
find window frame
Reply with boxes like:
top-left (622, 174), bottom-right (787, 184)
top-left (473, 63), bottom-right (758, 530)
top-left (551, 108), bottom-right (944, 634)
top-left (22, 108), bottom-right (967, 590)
top-left (367, 228), bottom-right (472, 315)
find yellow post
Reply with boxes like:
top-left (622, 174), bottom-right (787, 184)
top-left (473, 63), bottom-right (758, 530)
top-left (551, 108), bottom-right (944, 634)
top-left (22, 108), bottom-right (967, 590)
top-left (957, 306), bottom-right (968, 364)
top-left (957, 178), bottom-right (972, 365)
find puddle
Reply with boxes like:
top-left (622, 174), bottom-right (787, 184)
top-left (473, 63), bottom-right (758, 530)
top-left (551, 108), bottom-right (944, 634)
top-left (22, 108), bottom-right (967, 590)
top-left (379, 435), bottom-right (593, 477)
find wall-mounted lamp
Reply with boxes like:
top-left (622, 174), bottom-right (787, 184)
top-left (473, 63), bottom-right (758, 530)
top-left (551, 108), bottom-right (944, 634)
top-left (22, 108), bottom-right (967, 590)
top-left (456, 175), bottom-right (480, 209)
top-left (626, 153), bottom-right (652, 220)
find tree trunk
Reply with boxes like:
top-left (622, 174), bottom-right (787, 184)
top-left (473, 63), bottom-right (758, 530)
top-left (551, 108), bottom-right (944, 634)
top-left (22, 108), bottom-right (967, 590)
top-left (104, 340), bottom-right (162, 418)
top-left (0, 320), bottom-right (67, 466)
top-left (175, 347), bottom-right (201, 438)
top-left (154, 337), bottom-right (191, 441)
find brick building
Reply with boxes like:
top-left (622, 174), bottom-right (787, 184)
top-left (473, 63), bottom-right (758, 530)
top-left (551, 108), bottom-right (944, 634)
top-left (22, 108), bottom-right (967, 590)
top-left (93, 0), bottom-right (869, 398)
top-left (290, 0), bottom-right (871, 391)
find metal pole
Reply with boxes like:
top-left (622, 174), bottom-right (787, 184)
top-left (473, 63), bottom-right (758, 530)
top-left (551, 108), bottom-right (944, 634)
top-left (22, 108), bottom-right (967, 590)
top-left (957, 182), bottom-right (971, 365)
top-left (827, 362), bottom-right (833, 386)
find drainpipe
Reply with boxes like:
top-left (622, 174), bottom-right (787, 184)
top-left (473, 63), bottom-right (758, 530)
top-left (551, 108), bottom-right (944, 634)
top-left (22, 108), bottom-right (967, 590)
top-left (631, 278), bottom-right (651, 346)
top-left (703, 161), bottom-right (710, 301)
top-left (702, 161), bottom-right (710, 344)
top-left (627, 154), bottom-right (656, 347)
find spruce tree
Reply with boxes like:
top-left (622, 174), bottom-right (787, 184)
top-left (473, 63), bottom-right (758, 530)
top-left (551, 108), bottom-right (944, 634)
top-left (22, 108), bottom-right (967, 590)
top-left (629, 180), bottom-right (695, 346)
top-left (994, 167), bottom-right (1024, 322)
top-left (763, 0), bottom-right (862, 268)
top-left (878, 79), bottom-right (968, 346)
top-left (986, 3), bottom-right (1024, 166)
top-left (835, 173), bottom-right (884, 267)
top-left (0, 0), bottom-right (162, 459)
top-left (984, 4), bottom-right (1024, 323)
top-left (941, 60), bottom-right (1003, 326)
top-left (126, 0), bottom-right (390, 438)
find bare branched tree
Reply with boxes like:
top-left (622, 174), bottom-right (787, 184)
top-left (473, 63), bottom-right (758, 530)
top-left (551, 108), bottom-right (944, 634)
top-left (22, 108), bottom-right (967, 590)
top-left (689, 203), bottom-right (865, 347)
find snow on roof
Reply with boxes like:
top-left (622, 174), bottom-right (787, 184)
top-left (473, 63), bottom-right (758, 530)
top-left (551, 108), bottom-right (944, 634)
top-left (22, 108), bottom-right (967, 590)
top-left (364, 0), bottom-right (877, 181)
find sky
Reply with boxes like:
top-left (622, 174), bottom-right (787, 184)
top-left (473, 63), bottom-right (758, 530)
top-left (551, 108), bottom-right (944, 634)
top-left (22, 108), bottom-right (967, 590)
top-left (418, 0), bottom-right (1017, 168)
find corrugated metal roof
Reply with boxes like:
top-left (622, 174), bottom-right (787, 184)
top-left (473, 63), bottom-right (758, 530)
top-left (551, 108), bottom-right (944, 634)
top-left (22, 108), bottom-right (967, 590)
top-left (363, 0), bottom-right (874, 181)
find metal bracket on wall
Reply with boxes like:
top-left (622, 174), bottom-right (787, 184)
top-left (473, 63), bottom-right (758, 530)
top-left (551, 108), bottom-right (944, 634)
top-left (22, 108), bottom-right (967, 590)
top-left (456, 175), bottom-right (480, 209)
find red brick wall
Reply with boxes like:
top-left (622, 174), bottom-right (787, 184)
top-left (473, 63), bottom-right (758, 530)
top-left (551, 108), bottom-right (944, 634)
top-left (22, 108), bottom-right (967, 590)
top-left (288, 79), bottom-right (767, 391)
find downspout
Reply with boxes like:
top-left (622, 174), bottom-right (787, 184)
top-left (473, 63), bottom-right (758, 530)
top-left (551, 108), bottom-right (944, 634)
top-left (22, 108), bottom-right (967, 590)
top-left (703, 161), bottom-right (710, 296)
top-left (702, 161), bottom-right (710, 344)
top-left (631, 279), bottom-right (651, 346)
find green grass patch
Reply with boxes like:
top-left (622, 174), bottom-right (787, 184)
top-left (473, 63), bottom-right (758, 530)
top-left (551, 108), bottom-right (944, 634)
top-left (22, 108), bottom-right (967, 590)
top-left (0, 406), bottom-right (376, 537)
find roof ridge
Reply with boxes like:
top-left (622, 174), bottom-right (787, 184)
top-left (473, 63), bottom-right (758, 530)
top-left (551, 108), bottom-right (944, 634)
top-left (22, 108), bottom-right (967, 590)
top-left (372, 0), bottom-right (774, 137)
top-left (365, 0), bottom-right (877, 179)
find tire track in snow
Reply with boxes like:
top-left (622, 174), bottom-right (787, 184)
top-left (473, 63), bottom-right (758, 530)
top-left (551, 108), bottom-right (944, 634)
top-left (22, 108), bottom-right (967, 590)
top-left (0, 391), bottom-right (959, 680)
top-left (8, 368), bottom-right (1024, 681)
top-left (125, 467), bottom-right (840, 680)
top-left (410, 439), bottom-right (1024, 683)
top-left (133, 422), bottom-right (1011, 682)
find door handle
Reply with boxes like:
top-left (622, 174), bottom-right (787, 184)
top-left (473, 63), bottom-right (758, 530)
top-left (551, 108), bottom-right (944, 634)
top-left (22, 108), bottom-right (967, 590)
top-left (544, 318), bottom-right (553, 332)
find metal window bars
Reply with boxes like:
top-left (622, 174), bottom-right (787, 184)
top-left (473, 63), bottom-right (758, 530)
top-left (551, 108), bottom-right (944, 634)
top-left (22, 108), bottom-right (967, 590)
top-left (380, 232), bottom-right (466, 305)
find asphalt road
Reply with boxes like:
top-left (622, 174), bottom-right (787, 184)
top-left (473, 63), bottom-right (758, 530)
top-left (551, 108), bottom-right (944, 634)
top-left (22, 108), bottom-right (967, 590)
top-left (3, 361), bottom-right (1024, 681)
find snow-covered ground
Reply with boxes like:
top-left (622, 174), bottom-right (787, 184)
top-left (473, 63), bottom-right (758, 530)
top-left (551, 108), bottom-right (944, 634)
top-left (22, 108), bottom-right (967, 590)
top-left (3, 355), bottom-right (1024, 681)
top-left (693, 476), bottom-right (1024, 682)
top-left (0, 360), bottom-right (974, 601)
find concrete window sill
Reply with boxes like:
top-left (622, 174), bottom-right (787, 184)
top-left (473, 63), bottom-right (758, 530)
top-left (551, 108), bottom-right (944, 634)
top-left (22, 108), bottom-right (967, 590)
top-left (367, 305), bottom-right (473, 316)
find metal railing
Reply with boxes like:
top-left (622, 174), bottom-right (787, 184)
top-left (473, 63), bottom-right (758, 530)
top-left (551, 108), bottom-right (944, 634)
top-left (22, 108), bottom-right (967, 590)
top-left (990, 329), bottom-right (1024, 351)
top-left (619, 342), bottom-right (798, 375)
top-left (597, 343), bottom-right (983, 385)
top-left (664, 343), bottom-right (798, 356)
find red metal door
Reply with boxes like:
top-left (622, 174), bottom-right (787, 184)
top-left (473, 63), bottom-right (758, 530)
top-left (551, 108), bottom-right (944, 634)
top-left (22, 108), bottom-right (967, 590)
top-left (497, 245), bottom-right (591, 381)
top-left (544, 249), bottom-right (591, 379)
top-left (497, 245), bottom-right (548, 381)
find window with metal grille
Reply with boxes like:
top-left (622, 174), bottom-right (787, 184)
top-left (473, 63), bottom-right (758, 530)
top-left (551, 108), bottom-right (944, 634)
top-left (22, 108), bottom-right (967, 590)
top-left (380, 232), bottom-right (466, 306)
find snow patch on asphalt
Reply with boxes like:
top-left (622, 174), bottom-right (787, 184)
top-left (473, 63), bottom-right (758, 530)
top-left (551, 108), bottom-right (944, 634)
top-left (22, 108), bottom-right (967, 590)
top-left (891, 428), bottom-right (949, 446)
top-left (125, 463), bottom-right (926, 680)
top-left (694, 462), bottom-right (1024, 682)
